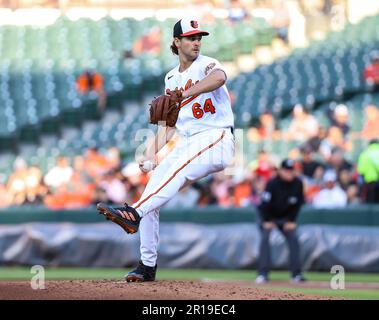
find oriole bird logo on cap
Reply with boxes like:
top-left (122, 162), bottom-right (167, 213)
top-left (190, 20), bottom-right (199, 28)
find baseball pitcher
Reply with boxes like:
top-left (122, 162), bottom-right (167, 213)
top-left (97, 17), bottom-right (235, 282)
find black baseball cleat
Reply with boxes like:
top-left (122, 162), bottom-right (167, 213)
top-left (125, 260), bottom-right (157, 282)
top-left (96, 202), bottom-right (141, 234)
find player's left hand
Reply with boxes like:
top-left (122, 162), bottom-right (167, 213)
top-left (166, 88), bottom-right (183, 104)
top-left (149, 89), bottom-right (183, 127)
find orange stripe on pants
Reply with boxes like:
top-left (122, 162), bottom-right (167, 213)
top-left (134, 130), bottom-right (226, 210)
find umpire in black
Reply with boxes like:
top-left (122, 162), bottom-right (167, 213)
top-left (255, 159), bottom-right (306, 284)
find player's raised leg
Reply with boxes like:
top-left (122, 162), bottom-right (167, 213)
top-left (133, 129), bottom-right (234, 217)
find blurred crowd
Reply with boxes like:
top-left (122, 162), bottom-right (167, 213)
top-left (244, 102), bottom-right (379, 208)
top-left (0, 146), bottom-right (153, 210)
top-left (122, 0), bottom-right (299, 61)
top-left (0, 103), bottom-right (378, 210)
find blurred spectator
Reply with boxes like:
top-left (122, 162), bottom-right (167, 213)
top-left (165, 185), bottom-right (200, 208)
top-left (85, 147), bottom-right (110, 178)
top-left (357, 139), bottom-right (379, 203)
top-left (105, 147), bottom-right (121, 171)
top-left (305, 126), bottom-right (328, 153)
top-left (210, 172), bottom-right (234, 207)
top-left (6, 158), bottom-right (47, 206)
top-left (121, 162), bottom-right (142, 185)
top-left (76, 70), bottom-right (103, 94)
top-left (361, 104), bottom-right (379, 140)
top-left (232, 170), bottom-right (253, 207)
top-left (92, 185), bottom-right (108, 206)
top-left (249, 149), bottom-right (275, 182)
top-left (71, 155), bottom-right (94, 186)
top-left (298, 144), bottom-right (324, 180)
top-left (363, 55), bottom-right (379, 90)
top-left (133, 26), bottom-right (161, 56)
top-left (5, 159), bottom-right (47, 207)
top-left (76, 69), bottom-right (106, 113)
top-left (7, 158), bottom-right (29, 206)
top-left (0, 183), bottom-right (12, 208)
top-left (44, 157), bottom-right (94, 210)
top-left (121, 162), bottom-right (146, 203)
top-left (270, 0), bottom-right (290, 44)
top-left (24, 166), bottom-right (44, 204)
top-left (248, 111), bottom-right (279, 142)
top-left (327, 147), bottom-right (353, 177)
top-left (346, 184), bottom-right (361, 205)
top-left (250, 175), bottom-right (266, 205)
top-left (312, 170), bottom-right (348, 208)
top-left (288, 146), bottom-right (301, 161)
top-left (99, 170), bottom-right (127, 205)
top-left (319, 126), bottom-right (351, 161)
top-left (338, 168), bottom-right (355, 192)
top-left (285, 104), bottom-right (319, 142)
top-left (44, 186), bottom-right (86, 210)
top-left (44, 157), bottom-right (73, 190)
top-left (228, 0), bottom-right (249, 24)
top-left (302, 177), bottom-right (322, 205)
top-left (328, 104), bottom-right (350, 137)
top-left (195, 180), bottom-right (218, 207)
top-left (68, 156), bottom-right (95, 201)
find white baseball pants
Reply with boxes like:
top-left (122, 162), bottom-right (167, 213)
top-left (132, 128), bottom-right (235, 267)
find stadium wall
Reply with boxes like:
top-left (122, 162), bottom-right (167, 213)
top-left (0, 222), bottom-right (378, 272)
top-left (0, 205), bottom-right (379, 226)
top-left (0, 206), bottom-right (378, 272)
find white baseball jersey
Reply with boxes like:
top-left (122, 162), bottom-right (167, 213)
top-left (164, 54), bottom-right (234, 137)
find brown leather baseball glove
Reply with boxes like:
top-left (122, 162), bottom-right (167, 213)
top-left (149, 89), bottom-right (183, 127)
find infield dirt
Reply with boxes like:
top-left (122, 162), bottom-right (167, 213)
top-left (0, 280), bottom-right (339, 300)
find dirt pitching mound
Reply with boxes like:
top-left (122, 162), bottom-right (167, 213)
top-left (0, 280), bottom-right (336, 300)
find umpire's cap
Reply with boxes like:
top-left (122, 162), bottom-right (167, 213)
top-left (173, 18), bottom-right (210, 38)
top-left (281, 159), bottom-right (295, 170)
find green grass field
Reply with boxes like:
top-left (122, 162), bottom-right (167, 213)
top-left (1, 267), bottom-right (378, 300)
